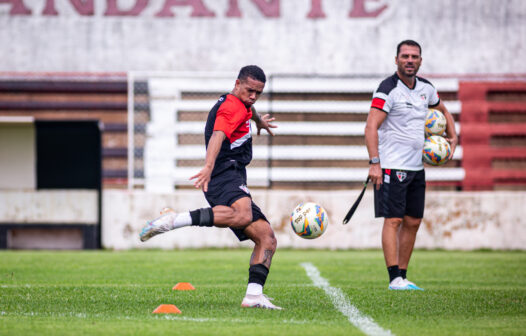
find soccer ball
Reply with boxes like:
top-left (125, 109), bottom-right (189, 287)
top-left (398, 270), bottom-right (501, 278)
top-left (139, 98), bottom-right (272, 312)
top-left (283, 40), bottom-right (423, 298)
top-left (290, 202), bottom-right (329, 239)
top-left (425, 109), bottom-right (447, 136)
top-left (423, 135), bottom-right (451, 166)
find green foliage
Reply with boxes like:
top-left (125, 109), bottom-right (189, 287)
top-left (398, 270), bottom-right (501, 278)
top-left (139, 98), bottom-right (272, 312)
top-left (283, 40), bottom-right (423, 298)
top-left (0, 250), bottom-right (525, 336)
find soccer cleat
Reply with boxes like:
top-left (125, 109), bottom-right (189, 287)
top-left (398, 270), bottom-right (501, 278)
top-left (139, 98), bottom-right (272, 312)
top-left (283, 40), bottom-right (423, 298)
top-left (241, 294), bottom-right (282, 310)
top-left (139, 211), bottom-right (177, 242)
top-left (388, 276), bottom-right (409, 290)
top-left (160, 207), bottom-right (175, 215)
top-left (404, 279), bottom-right (424, 291)
top-left (388, 276), bottom-right (424, 290)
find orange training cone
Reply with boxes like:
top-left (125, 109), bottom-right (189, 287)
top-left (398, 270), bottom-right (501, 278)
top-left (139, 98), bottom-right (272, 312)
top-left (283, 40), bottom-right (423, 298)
top-left (152, 304), bottom-right (181, 314)
top-left (172, 282), bottom-right (195, 290)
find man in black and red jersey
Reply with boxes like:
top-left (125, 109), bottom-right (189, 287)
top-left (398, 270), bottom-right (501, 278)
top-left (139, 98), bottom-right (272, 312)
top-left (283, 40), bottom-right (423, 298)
top-left (364, 40), bottom-right (457, 290)
top-left (139, 65), bottom-right (281, 309)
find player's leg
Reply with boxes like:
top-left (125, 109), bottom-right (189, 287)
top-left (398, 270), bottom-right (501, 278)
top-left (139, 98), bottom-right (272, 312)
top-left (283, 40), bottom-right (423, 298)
top-left (397, 215), bottom-right (423, 290)
top-left (397, 169), bottom-right (426, 290)
top-left (139, 166), bottom-right (253, 242)
top-left (245, 218), bottom-right (277, 270)
top-left (381, 217), bottom-right (408, 289)
top-left (139, 197), bottom-right (252, 242)
top-left (208, 197), bottom-right (253, 229)
top-left (375, 169), bottom-right (408, 289)
top-left (241, 218), bottom-right (281, 310)
top-left (398, 215), bottom-right (422, 270)
top-left (382, 217), bottom-right (402, 268)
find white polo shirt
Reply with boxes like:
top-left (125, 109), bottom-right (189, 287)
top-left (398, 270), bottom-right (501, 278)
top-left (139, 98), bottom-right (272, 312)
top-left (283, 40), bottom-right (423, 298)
top-left (371, 73), bottom-right (440, 171)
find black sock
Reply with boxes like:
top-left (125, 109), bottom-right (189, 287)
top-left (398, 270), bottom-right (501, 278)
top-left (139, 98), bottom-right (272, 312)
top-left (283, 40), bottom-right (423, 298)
top-left (190, 208), bottom-right (214, 227)
top-left (248, 264), bottom-right (269, 286)
top-left (400, 269), bottom-right (407, 279)
top-left (387, 265), bottom-right (401, 282)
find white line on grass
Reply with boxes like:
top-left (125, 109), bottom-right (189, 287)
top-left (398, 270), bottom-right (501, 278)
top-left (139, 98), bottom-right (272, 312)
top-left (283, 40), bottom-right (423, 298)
top-left (0, 311), bottom-right (324, 325)
top-left (161, 316), bottom-right (322, 325)
top-left (301, 262), bottom-right (393, 336)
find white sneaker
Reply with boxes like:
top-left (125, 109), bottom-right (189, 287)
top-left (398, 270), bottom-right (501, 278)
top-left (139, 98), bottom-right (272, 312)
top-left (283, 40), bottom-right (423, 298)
top-left (160, 207), bottom-right (175, 215)
top-left (241, 294), bottom-right (282, 310)
top-left (139, 211), bottom-right (177, 242)
top-left (388, 276), bottom-right (408, 290)
top-left (389, 277), bottom-right (424, 290)
top-left (404, 278), bottom-right (424, 291)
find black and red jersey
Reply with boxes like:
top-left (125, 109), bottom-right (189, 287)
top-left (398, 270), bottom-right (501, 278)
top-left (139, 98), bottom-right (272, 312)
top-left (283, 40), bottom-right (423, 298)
top-left (205, 93), bottom-right (253, 174)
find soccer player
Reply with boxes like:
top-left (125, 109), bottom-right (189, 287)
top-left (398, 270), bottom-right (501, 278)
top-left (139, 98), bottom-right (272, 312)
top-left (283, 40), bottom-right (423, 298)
top-left (364, 40), bottom-right (458, 290)
top-left (139, 65), bottom-right (281, 309)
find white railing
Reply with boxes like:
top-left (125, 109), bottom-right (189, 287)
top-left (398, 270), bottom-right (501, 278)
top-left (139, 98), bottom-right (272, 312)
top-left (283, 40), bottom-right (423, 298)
top-left (128, 72), bottom-right (463, 191)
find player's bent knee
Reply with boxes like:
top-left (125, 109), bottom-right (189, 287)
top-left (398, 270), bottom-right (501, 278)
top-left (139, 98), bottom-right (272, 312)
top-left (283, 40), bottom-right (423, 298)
top-left (269, 234), bottom-right (277, 251)
top-left (404, 219), bottom-right (422, 229)
top-left (231, 210), bottom-right (253, 229)
top-left (262, 228), bottom-right (277, 251)
top-left (385, 218), bottom-right (403, 228)
top-left (248, 222), bottom-right (277, 250)
top-left (265, 233), bottom-right (278, 251)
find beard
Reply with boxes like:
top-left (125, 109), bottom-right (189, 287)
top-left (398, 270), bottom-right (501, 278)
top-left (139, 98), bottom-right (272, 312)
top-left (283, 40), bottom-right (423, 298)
top-left (399, 64), bottom-right (419, 77)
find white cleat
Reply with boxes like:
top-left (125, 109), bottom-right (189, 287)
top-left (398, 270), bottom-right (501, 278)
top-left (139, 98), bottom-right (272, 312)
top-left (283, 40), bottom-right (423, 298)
top-left (403, 278), bottom-right (424, 291)
top-left (241, 294), bottom-right (282, 310)
top-left (388, 276), bottom-right (408, 290)
top-left (139, 210), bottom-right (177, 242)
top-left (388, 276), bottom-right (424, 290)
top-left (160, 207), bottom-right (175, 215)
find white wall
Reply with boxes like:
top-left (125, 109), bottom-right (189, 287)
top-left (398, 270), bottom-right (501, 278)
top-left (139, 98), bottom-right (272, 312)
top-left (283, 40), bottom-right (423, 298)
top-left (1, 0), bottom-right (525, 74)
top-left (102, 189), bottom-right (526, 250)
top-left (0, 119), bottom-right (36, 190)
top-left (0, 190), bottom-right (98, 249)
top-left (2, 189), bottom-right (522, 250)
top-left (0, 190), bottom-right (98, 223)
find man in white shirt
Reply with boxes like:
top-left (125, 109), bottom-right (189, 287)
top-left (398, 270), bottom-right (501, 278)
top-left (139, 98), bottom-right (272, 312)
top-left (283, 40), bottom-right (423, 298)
top-left (365, 40), bottom-right (458, 290)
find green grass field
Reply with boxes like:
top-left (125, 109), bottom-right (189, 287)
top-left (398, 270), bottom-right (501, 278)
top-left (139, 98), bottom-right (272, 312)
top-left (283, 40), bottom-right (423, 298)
top-left (1, 249), bottom-right (525, 336)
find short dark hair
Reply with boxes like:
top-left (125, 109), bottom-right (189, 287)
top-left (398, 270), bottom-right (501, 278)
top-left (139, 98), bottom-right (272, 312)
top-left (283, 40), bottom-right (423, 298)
top-left (238, 65), bottom-right (266, 83)
top-left (396, 40), bottom-right (422, 56)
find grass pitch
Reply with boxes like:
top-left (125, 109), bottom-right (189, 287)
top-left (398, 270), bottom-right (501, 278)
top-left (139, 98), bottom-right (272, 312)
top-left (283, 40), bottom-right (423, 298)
top-left (1, 249), bottom-right (525, 336)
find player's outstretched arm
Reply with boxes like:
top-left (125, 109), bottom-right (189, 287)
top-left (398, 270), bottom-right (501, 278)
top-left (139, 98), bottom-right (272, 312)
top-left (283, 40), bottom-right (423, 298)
top-left (190, 130), bottom-right (225, 192)
top-left (364, 107), bottom-right (387, 190)
top-left (436, 101), bottom-right (458, 159)
top-left (251, 107), bottom-right (277, 136)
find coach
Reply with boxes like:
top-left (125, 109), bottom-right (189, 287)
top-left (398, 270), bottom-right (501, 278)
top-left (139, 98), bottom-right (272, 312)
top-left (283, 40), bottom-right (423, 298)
top-left (364, 40), bottom-right (458, 290)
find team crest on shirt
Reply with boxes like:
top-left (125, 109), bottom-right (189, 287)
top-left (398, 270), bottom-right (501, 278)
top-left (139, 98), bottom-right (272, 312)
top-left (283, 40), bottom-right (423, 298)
top-left (396, 171), bottom-right (407, 182)
top-left (239, 184), bottom-right (250, 194)
top-left (420, 94), bottom-right (427, 101)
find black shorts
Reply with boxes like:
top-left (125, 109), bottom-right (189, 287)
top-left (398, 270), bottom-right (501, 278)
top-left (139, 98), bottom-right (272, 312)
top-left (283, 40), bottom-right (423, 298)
top-left (204, 162), bottom-right (268, 241)
top-left (374, 169), bottom-right (426, 219)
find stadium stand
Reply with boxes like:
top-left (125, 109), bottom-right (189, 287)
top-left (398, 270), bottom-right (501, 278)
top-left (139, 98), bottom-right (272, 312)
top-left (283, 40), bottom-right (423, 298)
top-left (0, 75), bottom-right (130, 187)
top-left (1, 74), bottom-right (525, 191)
top-left (459, 82), bottom-right (526, 190)
top-left (129, 74), bottom-right (463, 191)
top-left (0, 118), bottom-right (102, 249)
